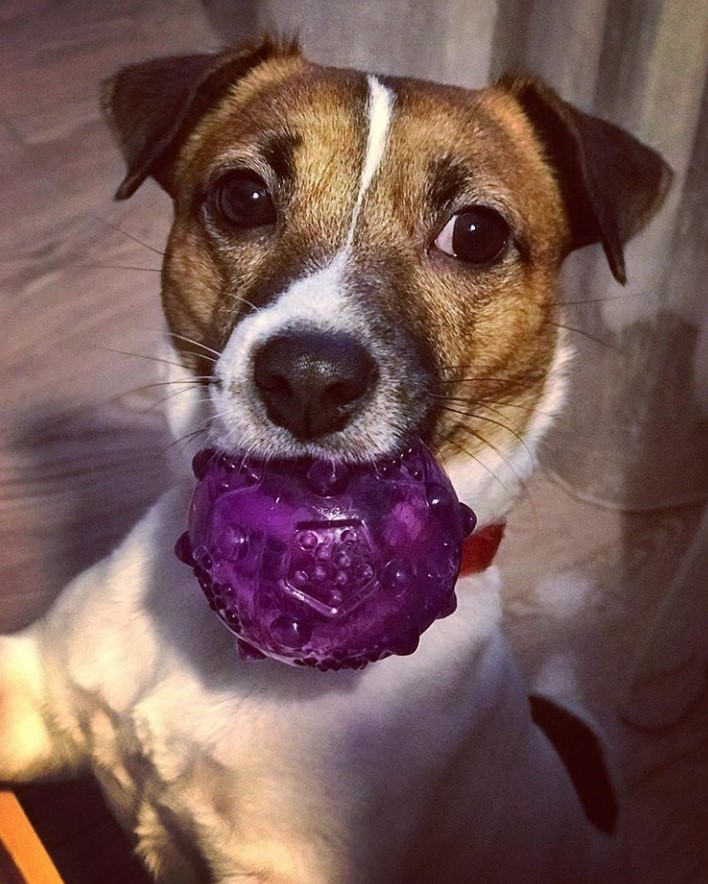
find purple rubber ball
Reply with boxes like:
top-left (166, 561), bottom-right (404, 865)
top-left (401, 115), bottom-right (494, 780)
top-left (175, 439), bottom-right (476, 671)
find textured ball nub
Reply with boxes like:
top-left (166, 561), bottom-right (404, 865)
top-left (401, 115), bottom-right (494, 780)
top-left (175, 440), bottom-right (476, 670)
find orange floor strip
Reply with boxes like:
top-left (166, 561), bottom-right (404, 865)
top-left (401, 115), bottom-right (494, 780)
top-left (0, 791), bottom-right (63, 883)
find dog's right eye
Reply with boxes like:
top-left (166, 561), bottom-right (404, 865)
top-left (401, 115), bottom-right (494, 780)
top-left (209, 172), bottom-right (276, 228)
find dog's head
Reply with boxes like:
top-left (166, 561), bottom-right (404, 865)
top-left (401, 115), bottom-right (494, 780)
top-left (102, 37), bottom-right (670, 521)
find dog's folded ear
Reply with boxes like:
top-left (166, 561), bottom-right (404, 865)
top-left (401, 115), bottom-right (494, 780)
top-left (498, 76), bottom-right (673, 283)
top-left (101, 36), bottom-right (300, 201)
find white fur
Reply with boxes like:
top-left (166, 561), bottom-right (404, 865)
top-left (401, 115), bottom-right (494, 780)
top-left (345, 75), bottom-right (394, 246)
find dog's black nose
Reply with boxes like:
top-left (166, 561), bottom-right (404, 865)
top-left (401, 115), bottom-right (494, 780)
top-left (253, 330), bottom-right (378, 439)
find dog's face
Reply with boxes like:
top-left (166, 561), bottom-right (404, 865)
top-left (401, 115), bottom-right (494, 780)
top-left (163, 57), bottom-right (568, 462)
top-left (103, 38), bottom-right (670, 517)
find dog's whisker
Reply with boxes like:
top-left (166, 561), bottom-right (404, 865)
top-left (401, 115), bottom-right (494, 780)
top-left (435, 392), bottom-right (575, 435)
top-left (112, 382), bottom-right (212, 412)
top-left (98, 345), bottom-right (191, 372)
top-left (435, 403), bottom-right (535, 466)
top-left (207, 405), bottom-right (239, 426)
top-left (439, 379), bottom-right (504, 385)
top-left (163, 331), bottom-right (223, 361)
top-left (474, 399), bottom-right (570, 432)
top-left (153, 390), bottom-right (213, 410)
top-left (127, 377), bottom-right (214, 393)
top-left (468, 412), bottom-right (535, 462)
top-left (477, 398), bottom-right (558, 418)
top-left (464, 423), bottom-right (531, 490)
top-left (77, 263), bottom-right (162, 273)
top-left (199, 423), bottom-right (220, 452)
top-left (438, 374), bottom-right (545, 386)
top-left (138, 332), bottom-right (220, 367)
top-left (84, 210), bottom-right (165, 257)
top-left (547, 320), bottom-right (621, 353)
top-left (435, 402), bottom-right (478, 420)
top-left (161, 426), bottom-right (210, 456)
top-left (546, 295), bottom-right (628, 307)
top-left (171, 351), bottom-right (218, 366)
top-left (220, 281), bottom-right (263, 318)
top-left (477, 399), bottom-right (576, 432)
top-left (433, 393), bottom-right (556, 419)
top-left (236, 295), bottom-right (263, 314)
top-left (438, 368), bottom-right (510, 379)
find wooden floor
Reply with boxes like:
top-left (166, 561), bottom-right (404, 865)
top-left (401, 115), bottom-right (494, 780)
top-left (1, 1), bottom-right (707, 882)
top-left (12, 780), bottom-right (150, 884)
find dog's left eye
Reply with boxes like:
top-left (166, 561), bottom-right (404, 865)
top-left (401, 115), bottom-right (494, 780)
top-left (434, 207), bottom-right (510, 266)
top-left (209, 172), bottom-right (276, 228)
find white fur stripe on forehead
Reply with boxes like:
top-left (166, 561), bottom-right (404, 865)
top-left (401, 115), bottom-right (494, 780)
top-left (345, 75), bottom-right (395, 246)
top-left (360, 77), bottom-right (395, 197)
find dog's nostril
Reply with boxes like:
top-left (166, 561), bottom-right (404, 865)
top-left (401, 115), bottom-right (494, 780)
top-left (256, 371), bottom-right (292, 396)
top-left (253, 330), bottom-right (378, 440)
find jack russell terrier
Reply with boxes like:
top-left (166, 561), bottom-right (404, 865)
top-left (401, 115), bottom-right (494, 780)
top-left (0, 36), bottom-right (670, 883)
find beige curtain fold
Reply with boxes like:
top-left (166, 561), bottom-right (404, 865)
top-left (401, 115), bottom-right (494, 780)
top-left (206, 0), bottom-right (708, 510)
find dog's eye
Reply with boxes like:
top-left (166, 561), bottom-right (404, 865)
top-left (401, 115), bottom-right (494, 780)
top-left (435, 207), bottom-right (510, 265)
top-left (210, 172), bottom-right (276, 227)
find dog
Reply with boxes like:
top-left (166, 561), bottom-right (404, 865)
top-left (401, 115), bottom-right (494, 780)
top-left (0, 36), bottom-right (670, 883)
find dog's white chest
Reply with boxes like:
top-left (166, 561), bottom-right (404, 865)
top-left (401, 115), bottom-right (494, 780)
top-left (44, 489), bottom-right (515, 880)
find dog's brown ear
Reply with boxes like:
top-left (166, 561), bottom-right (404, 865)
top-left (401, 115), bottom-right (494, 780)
top-left (499, 76), bottom-right (672, 284)
top-left (101, 36), bottom-right (300, 200)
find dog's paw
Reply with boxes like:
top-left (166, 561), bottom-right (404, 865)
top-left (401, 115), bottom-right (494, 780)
top-left (0, 632), bottom-right (59, 781)
top-left (135, 801), bottom-right (209, 883)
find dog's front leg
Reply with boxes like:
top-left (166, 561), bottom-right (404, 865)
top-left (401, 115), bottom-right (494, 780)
top-left (0, 627), bottom-right (79, 781)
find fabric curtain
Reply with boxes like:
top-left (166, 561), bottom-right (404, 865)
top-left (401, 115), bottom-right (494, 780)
top-left (204, 0), bottom-right (708, 511)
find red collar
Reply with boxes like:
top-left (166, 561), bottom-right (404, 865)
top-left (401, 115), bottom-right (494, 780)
top-left (459, 522), bottom-right (506, 576)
